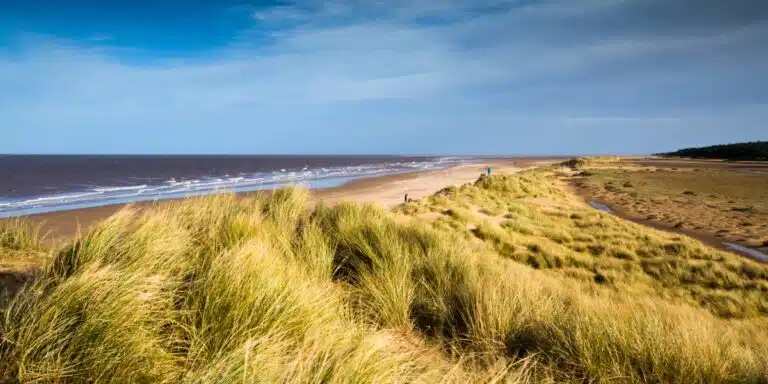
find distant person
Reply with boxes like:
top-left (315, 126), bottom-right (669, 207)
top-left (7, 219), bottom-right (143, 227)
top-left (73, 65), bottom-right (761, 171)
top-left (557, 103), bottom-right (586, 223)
top-left (487, 166), bottom-right (492, 176)
top-left (404, 193), bottom-right (409, 203)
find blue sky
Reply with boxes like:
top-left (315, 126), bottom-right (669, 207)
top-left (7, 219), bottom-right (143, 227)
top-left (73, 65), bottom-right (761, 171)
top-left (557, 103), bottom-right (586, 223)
top-left (1, 0), bottom-right (766, 155)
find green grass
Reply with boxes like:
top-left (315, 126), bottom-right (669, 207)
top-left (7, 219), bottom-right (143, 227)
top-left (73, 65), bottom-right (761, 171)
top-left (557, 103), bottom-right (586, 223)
top-left (1, 169), bottom-right (767, 383)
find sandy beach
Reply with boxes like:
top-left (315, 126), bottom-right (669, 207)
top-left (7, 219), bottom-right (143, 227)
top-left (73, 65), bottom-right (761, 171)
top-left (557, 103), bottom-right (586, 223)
top-left (8, 158), bottom-right (558, 241)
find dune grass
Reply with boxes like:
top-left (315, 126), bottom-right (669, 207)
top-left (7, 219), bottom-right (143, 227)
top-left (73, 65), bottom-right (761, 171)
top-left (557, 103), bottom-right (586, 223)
top-left (1, 170), bottom-right (767, 383)
top-left (400, 169), bottom-right (768, 319)
top-left (0, 220), bottom-right (44, 253)
top-left (0, 220), bottom-right (47, 273)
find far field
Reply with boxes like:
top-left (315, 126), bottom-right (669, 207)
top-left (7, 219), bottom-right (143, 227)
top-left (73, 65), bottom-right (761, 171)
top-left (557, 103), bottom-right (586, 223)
top-left (571, 158), bottom-right (768, 255)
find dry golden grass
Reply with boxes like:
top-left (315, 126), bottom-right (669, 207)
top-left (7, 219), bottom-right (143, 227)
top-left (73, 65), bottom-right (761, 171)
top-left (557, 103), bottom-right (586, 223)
top-left (0, 168), bottom-right (767, 383)
top-left (397, 170), bottom-right (768, 320)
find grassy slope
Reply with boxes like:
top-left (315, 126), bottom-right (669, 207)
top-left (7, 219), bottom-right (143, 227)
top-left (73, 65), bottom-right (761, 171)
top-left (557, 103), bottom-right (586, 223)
top-left (0, 165), bottom-right (767, 383)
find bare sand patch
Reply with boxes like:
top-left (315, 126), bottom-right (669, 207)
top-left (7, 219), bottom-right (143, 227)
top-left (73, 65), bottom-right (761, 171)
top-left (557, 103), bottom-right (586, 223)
top-left (569, 159), bottom-right (768, 260)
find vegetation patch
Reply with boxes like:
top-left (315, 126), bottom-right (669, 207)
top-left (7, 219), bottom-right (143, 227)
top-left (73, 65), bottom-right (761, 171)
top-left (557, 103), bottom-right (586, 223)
top-left (0, 167), bottom-right (767, 383)
top-left (658, 140), bottom-right (768, 161)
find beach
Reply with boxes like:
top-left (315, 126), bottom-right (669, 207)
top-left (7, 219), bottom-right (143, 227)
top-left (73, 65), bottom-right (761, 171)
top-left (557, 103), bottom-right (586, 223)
top-left (9, 158), bottom-right (554, 241)
top-left (4, 156), bottom-right (768, 383)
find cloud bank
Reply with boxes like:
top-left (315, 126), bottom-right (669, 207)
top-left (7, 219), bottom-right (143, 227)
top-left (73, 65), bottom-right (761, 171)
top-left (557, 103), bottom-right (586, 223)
top-left (1, 0), bottom-right (766, 154)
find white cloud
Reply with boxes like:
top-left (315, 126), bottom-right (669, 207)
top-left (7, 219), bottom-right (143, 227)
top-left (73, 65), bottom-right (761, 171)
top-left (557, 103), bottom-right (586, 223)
top-left (0, 0), bottom-right (766, 154)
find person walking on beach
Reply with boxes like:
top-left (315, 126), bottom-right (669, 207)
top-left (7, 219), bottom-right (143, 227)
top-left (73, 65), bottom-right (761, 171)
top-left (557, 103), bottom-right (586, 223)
top-left (404, 193), bottom-right (409, 203)
top-left (487, 166), bottom-right (492, 176)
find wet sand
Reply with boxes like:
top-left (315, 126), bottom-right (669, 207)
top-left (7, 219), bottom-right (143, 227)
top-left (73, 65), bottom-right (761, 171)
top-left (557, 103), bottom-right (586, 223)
top-left (7, 158), bottom-right (558, 242)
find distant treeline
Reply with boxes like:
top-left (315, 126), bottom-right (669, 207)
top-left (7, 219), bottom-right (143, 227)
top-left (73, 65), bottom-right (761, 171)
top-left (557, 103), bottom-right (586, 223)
top-left (657, 141), bottom-right (768, 161)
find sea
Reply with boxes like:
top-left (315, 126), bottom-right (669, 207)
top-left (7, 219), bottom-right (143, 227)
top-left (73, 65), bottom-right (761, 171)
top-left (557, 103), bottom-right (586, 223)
top-left (0, 155), bottom-right (471, 218)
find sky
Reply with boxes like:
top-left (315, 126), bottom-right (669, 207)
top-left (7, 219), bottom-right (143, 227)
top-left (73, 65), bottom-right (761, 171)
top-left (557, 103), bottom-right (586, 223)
top-left (0, 0), bottom-right (766, 155)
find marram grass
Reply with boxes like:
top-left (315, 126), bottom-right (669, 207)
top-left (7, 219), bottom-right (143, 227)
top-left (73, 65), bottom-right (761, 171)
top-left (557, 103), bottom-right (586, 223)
top-left (0, 171), bottom-right (767, 383)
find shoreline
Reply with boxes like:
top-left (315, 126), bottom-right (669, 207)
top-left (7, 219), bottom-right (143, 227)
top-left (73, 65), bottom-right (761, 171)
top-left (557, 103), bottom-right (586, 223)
top-left (0, 157), bottom-right (468, 219)
top-left (3, 155), bottom-right (765, 264)
top-left (8, 158), bottom-right (549, 242)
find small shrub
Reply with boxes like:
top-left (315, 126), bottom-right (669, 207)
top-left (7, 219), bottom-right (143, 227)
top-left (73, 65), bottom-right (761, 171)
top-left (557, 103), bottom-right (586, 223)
top-left (560, 157), bottom-right (589, 170)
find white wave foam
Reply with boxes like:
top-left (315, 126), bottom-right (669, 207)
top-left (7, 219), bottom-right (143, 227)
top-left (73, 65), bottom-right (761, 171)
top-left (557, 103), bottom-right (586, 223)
top-left (94, 185), bottom-right (148, 193)
top-left (0, 157), bottom-right (470, 216)
top-left (1, 191), bottom-right (105, 208)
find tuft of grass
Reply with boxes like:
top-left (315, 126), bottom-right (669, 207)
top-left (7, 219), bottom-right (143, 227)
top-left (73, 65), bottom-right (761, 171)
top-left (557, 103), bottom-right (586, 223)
top-left (0, 220), bottom-right (44, 252)
top-left (0, 220), bottom-right (48, 274)
top-left (479, 207), bottom-right (504, 217)
top-left (443, 207), bottom-right (475, 223)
